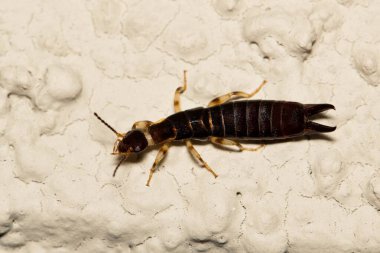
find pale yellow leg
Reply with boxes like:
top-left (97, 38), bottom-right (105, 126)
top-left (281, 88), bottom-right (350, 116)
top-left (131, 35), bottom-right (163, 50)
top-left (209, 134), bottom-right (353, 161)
top-left (132, 120), bottom-right (153, 130)
top-left (112, 150), bottom-right (130, 156)
top-left (173, 71), bottom-right (218, 178)
top-left (185, 140), bottom-right (218, 178)
top-left (146, 144), bottom-right (170, 186)
top-left (209, 137), bottom-right (265, 152)
top-left (207, 80), bottom-right (267, 107)
top-left (111, 138), bottom-right (125, 154)
top-left (174, 70), bottom-right (188, 112)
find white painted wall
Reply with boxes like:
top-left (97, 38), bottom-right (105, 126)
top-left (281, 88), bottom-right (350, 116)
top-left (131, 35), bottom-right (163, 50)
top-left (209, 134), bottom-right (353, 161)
top-left (0, 0), bottom-right (379, 252)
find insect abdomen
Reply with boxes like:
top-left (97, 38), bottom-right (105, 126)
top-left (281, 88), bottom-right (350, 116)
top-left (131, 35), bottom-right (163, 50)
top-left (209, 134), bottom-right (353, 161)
top-left (208, 100), bottom-right (306, 139)
top-left (149, 100), bottom-right (331, 143)
top-left (165, 100), bottom-right (305, 140)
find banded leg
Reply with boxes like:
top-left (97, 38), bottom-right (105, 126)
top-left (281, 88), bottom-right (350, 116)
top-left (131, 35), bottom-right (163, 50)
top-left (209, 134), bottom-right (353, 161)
top-left (185, 140), bottom-right (218, 178)
top-left (146, 144), bottom-right (170, 186)
top-left (174, 70), bottom-right (188, 112)
top-left (132, 120), bottom-right (153, 130)
top-left (208, 80), bottom-right (267, 107)
top-left (209, 137), bottom-right (265, 152)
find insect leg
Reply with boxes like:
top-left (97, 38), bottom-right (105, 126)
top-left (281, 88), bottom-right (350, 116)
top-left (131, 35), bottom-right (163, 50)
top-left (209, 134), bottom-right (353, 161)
top-left (209, 137), bottom-right (265, 152)
top-left (174, 70), bottom-right (188, 112)
top-left (185, 140), bottom-right (218, 178)
top-left (146, 143), bottom-right (170, 186)
top-left (207, 80), bottom-right (267, 107)
top-left (132, 120), bottom-right (153, 130)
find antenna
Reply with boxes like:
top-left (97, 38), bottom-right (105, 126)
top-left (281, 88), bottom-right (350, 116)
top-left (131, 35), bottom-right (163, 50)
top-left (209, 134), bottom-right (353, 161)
top-left (113, 155), bottom-right (127, 177)
top-left (93, 112), bottom-right (119, 136)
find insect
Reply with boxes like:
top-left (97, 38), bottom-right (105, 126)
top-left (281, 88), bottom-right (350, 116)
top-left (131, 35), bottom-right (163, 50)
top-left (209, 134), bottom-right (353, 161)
top-left (94, 71), bottom-right (336, 186)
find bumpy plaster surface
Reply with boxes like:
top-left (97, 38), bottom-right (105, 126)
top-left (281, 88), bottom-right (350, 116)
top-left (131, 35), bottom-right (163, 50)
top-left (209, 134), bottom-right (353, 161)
top-left (0, 0), bottom-right (380, 252)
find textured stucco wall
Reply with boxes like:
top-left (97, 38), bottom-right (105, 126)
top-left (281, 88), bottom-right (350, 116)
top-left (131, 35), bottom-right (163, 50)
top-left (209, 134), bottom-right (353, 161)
top-left (1, 0), bottom-right (380, 252)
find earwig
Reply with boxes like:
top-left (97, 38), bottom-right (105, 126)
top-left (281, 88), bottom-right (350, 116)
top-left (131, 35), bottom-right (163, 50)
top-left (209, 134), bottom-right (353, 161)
top-left (94, 71), bottom-right (336, 186)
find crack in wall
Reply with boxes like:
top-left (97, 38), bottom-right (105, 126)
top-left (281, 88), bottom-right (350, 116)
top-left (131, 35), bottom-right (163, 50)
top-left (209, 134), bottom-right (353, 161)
top-left (284, 189), bottom-right (291, 251)
top-left (129, 235), bottom-right (153, 249)
top-left (236, 192), bottom-right (246, 243)
top-left (166, 170), bottom-right (190, 207)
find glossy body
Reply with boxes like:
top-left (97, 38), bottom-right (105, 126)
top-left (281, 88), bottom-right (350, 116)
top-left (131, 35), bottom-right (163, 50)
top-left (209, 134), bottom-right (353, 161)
top-left (94, 71), bottom-right (336, 186)
top-left (148, 100), bottom-right (336, 144)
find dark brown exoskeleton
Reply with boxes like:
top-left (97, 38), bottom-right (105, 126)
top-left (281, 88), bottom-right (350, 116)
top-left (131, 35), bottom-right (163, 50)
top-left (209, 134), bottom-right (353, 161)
top-left (94, 71), bottom-right (336, 186)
